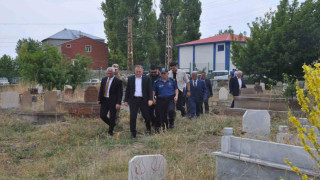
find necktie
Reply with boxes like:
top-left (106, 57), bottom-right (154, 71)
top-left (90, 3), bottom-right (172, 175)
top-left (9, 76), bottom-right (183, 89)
top-left (194, 80), bottom-right (196, 87)
top-left (104, 78), bottom-right (110, 97)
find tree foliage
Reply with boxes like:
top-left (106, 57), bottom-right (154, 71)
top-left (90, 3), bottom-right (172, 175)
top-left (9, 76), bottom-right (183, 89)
top-left (15, 38), bottom-right (42, 54)
top-left (175, 0), bottom-right (202, 59)
top-left (0, 55), bottom-right (19, 83)
top-left (17, 43), bottom-right (92, 90)
top-left (231, 0), bottom-right (320, 81)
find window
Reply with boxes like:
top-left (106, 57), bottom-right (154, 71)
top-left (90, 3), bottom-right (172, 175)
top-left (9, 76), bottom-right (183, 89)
top-left (66, 44), bottom-right (71, 48)
top-left (72, 59), bottom-right (77, 66)
top-left (85, 45), bottom-right (92, 52)
top-left (218, 45), bottom-right (224, 51)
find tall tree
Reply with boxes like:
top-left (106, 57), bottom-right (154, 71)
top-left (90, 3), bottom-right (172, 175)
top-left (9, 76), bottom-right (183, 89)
top-left (134, 0), bottom-right (160, 67)
top-left (0, 55), bottom-right (19, 83)
top-left (157, 0), bottom-right (182, 65)
top-left (175, 0), bottom-right (202, 46)
top-left (101, 0), bottom-right (139, 69)
top-left (231, 0), bottom-right (320, 81)
top-left (15, 38), bottom-right (42, 54)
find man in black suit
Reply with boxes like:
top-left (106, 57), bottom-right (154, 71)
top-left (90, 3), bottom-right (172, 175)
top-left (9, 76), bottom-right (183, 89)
top-left (229, 71), bottom-right (246, 108)
top-left (124, 65), bottom-right (153, 138)
top-left (200, 72), bottom-right (213, 113)
top-left (98, 67), bottom-right (123, 136)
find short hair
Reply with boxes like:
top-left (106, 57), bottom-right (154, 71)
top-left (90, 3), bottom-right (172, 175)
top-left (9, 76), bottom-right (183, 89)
top-left (150, 65), bottom-right (156, 70)
top-left (169, 61), bottom-right (178, 67)
top-left (135, 65), bottom-right (143, 70)
top-left (191, 71), bottom-right (198, 75)
top-left (201, 72), bottom-right (206, 74)
top-left (107, 67), bottom-right (115, 72)
top-left (237, 71), bottom-right (243, 74)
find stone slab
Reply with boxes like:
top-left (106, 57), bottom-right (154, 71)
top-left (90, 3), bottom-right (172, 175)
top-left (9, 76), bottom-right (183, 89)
top-left (1, 92), bottom-right (19, 108)
top-left (242, 110), bottom-right (270, 138)
top-left (219, 87), bottom-right (229, 100)
top-left (21, 91), bottom-right (32, 108)
top-left (128, 154), bottom-right (166, 180)
top-left (44, 91), bottom-right (57, 112)
top-left (84, 86), bottom-right (98, 103)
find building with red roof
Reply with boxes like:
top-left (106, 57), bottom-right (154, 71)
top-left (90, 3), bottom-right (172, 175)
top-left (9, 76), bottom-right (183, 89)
top-left (176, 34), bottom-right (247, 72)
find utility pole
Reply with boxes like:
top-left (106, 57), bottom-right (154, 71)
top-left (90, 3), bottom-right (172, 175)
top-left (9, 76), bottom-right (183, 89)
top-left (127, 16), bottom-right (134, 74)
top-left (165, 13), bottom-right (173, 69)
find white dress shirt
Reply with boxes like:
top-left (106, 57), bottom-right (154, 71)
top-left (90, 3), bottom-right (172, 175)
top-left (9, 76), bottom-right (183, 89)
top-left (105, 76), bottom-right (114, 98)
top-left (193, 79), bottom-right (197, 87)
top-left (237, 77), bottom-right (242, 89)
top-left (134, 77), bottom-right (143, 97)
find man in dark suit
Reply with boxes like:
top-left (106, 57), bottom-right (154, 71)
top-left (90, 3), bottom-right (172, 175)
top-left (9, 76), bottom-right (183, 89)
top-left (200, 72), bottom-right (213, 114)
top-left (124, 65), bottom-right (153, 138)
top-left (188, 71), bottom-right (208, 118)
top-left (229, 71), bottom-right (246, 108)
top-left (98, 67), bottom-right (123, 136)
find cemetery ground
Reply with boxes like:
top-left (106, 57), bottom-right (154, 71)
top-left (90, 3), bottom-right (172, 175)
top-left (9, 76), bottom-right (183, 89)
top-left (0, 84), bottom-right (299, 179)
top-left (0, 108), bottom-right (298, 178)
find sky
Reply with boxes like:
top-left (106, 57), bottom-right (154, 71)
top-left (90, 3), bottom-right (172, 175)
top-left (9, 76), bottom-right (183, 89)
top-left (0, 0), bottom-right (305, 58)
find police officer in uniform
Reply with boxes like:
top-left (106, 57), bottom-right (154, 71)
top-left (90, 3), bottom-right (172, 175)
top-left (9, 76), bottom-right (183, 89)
top-left (153, 69), bottom-right (178, 130)
top-left (149, 65), bottom-right (161, 131)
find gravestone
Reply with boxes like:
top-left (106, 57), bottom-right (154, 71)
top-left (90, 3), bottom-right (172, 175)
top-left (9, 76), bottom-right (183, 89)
top-left (64, 88), bottom-right (73, 100)
top-left (298, 118), bottom-right (308, 126)
top-left (1, 92), bottom-right (19, 108)
top-left (44, 91), bottom-right (57, 112)
top-left (276, 125), bottom-right (297, 144)
top-left (260, 82), bottom-right (265, 91)
top-left (128, 154), bottom-right (166, 180)
top-left (254, 83), bottom-right (263, 93)
top-left (219, 87), bottom-right (229, 100)
top-left (84, 86), bottom-right (98, 102)
top-left (240, 88), bottom-right (256, 95)
top-left (52, 90), bottom-right (61, 99)
top-left (21, 91), bottom-right (32, 108)
top-left (242, 110), bottom-right (270, 139)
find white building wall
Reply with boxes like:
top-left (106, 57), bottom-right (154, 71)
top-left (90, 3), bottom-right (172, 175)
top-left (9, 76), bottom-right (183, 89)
top-left (179, 46), bottom-right (193, 72)
top-left (215, 43), bottom-right (226, 70)
top-left (195, 44), bottom-right (213, 72)
top-left (229, 44), bottom-right (236, 70)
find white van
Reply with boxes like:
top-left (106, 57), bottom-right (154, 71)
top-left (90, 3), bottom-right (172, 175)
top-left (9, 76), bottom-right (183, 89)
top-left (213, 70), bottom-right (229, 80)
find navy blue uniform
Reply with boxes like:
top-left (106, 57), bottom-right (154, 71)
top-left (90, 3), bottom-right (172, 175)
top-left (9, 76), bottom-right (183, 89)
top-left (153, 78), bottom-right (177, 129)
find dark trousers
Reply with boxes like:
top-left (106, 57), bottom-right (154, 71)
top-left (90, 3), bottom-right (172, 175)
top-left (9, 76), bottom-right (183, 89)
top-left (231, 95), bottom-right (238, 108)
top-left (189, 97), bottom-right (202, 118)
top-left (100, 99), bottom-right (116, 133)
top-left (129, 97), bottom-right (151, 135)
top-left (157, 96), bottom-right (175, 129)
top-left (149, 104), bottom-right (160, 129)
top-left (176, 90), bottom-right (186, 116)
top-left (201, 98), bottom-right (209, 113)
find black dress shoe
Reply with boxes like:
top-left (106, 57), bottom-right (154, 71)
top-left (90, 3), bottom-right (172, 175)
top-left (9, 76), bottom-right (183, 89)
top-left (169, 124), bottom-right (174, 129)
top-left (145, 130), bottom-right (151, 135)
top-left (108, 131), bottom-right (114, 136)
top-left (131, 133), bottom-right (136, 138)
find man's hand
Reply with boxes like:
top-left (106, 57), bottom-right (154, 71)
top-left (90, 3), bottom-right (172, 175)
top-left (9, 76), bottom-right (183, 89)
top-left (97, 101), bottom-right (101, 104)
top-left (148, 100), bottom-right (153, 106)
top-left (115, 104), bottom-right (121, 109)
top-left (174, 96), bottom-right (178, 103)
top-left (153, 98), bottom-right (157, 105)
top-left (124, 102), bottom-right (128, 106)
top-left (186, 92), bottom-right (191, 98)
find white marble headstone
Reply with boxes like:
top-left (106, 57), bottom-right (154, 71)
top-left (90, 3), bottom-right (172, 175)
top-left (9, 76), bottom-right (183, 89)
top-left (260, 83), bottom-right (265, 91)
top-left (1, 92), bottom-right (19, 109)
top-left (128, 154), bottom-right (166, 180)
top-left (243, 110), bottom-right (270, 139)
top-left (219, 87), bottom-right (229, 100)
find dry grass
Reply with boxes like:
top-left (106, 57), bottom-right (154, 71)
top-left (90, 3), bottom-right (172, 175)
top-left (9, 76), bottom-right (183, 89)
top-left (0, 109), bottom-right (245, 179)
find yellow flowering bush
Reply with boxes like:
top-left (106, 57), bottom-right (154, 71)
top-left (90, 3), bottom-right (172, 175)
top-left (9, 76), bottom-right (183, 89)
top-left (286, 63), bottom-right (320, 180)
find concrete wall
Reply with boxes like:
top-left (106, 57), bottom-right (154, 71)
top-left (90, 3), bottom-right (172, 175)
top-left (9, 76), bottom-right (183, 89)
top-left (215, 43), bottom-right (226, 70)
top-left (179, 46), bottom-right (193, 71)
top-left (213, 135), bottom-right (319, 180)
top-left (195, 44), bottom-right (213, 72)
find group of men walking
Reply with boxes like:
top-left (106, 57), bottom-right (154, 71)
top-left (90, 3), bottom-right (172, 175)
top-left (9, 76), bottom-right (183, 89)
top-left (98, 62), bottom-right (213, 138)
